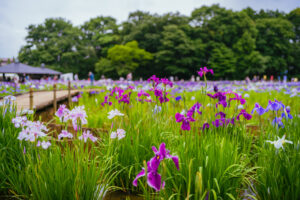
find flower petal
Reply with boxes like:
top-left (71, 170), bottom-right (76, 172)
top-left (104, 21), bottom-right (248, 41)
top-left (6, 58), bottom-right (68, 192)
top-left (132, 168), bottom-right (145, 187)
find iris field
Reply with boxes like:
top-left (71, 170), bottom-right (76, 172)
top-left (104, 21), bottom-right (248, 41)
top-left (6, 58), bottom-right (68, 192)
top-left (1, 68), bottom-right (300, 199)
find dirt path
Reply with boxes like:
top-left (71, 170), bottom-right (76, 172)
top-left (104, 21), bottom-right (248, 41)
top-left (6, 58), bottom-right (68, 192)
top-left (16, 90), bottom-right (79, 112)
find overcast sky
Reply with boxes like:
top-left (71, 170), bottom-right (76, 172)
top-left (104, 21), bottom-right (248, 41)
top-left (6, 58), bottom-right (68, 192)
top-left (0, 0), bottom-right (299, 58)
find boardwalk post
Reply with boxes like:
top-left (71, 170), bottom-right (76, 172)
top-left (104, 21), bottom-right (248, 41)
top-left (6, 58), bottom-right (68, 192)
top-left (14, 82), bottom-right (17, 94)
top-left (53, 84), bottom-right (57, 113)
top-left (68, 81), bottom-right (71, 105)
top-left (29, 88), bottom-right (33, 110)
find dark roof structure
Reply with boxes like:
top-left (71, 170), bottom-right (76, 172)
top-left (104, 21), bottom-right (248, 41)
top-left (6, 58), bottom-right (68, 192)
top-left (0, 63), bottom-right (61, 75)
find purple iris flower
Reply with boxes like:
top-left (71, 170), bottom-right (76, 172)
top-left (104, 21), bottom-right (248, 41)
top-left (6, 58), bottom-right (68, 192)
top-left (207, 92), bottom-right (226, 102)
top-left (215, 112), bottom-right (226, 119)
top-left (236, 110), bottom-right (252, 120)
top-left (226, 117), bottom-right (235, 125)
top-left (230, 93), bottom-right (246, 105)
top-left (175, 113), bottom-right (195, 131)
top-left (216, 100), bottom-right (227, 108)
top-left (118, 93), bottom-right (130, 104)
top-left (133, 143), bottom-right (179, 191)
top-left (265, 100), bottom-right (284, 112)
top-left (202, 123), bottom-right (210, 130)
top-left (251, 103), bottom-right (265, 115)
top-left (175, 96), bottom-right (182, 101)
top-left (272, 117), bottom-right (284, 127)
top-left (207, 92), bottom-right (227, 108)
top-left (213, 85), bottom-right (218, 92)
top-left (154, 88), bottom-right (163, 97)
top-left (159, 94), bottom-right (169, 104)
top-left (281, 106), bottom-right (293, 119)
top-left (187, 102), bottom-right (202, 116)
top-left (101, 95), bottom-right (112, 107)
top-left (212, 119), bottom-right (224, 127)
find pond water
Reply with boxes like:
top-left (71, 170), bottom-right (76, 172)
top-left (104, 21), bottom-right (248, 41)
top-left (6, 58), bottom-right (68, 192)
top-left (104, 191), bottom-right (142, 200)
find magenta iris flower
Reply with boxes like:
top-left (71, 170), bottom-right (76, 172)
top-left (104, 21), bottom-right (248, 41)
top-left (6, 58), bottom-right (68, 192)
top-left (230, 93), bottom-right (246, 105)
top-left (187, 102), bottom-right (202, 117)
top-left (148, 75), bottom-right (160, 87)
top-left (197, 67), bottom-right (213, 77)
top-left (175, 113), bottom-right (195, 131)
top-left (138, 90), bottom-right (150, 98)
top-left (236, 110), bottom-right (252, 120)
top-left (138, 90), bottom-right (151, 102)
top-left (154, 88), bottom-right (163, 97)
top-left (207, 92), bottom-right (227, 108)
top-left (118, 93), bottom-right (131, 104)
top-left (101, 95), bottom-right (112, 107)
top-left (202, 122), bottom-right (210, 130)
top-left (213, 85), bottom-right (218, 92)
top-left (133, 143), bottom-right (179, 191)
top-left (160, 78), bottom-right (173, 88)
top-left (159, 94), bottom-right (170, 103)
top-left (215, 112), bottom-right (226, 119)
top-left (212, 119), bottom-right (224, 127)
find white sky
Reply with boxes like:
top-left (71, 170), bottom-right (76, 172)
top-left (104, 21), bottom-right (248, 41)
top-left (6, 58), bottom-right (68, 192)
top-left (0, 0), bottom-right (299, 58)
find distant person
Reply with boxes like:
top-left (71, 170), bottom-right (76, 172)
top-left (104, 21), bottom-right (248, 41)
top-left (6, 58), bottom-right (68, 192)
top-left (13, 75), bottom-right (19, 84)
top-left (89, 71), bottom-right (94, 86)
top-left (74, 74), bottom-right (79, 81)
top-left (263, 75), bottom-right (267, 81)
top-left (270, 75), bottom-right (274, 82)
top-left (127, 73), bottom-right (132, 81)
top-left (191, 75), bottom-right (195, 82)
top-left (283, 75), bottom-right (287, 83)
top-left (245, 76), bottom-right (250, 84)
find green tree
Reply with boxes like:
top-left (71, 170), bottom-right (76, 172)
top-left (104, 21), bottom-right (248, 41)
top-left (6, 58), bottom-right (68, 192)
top-left (18, 18), bottom-right (96, 78)
top-left (95, 41), bottom-right (153, 78)
top-left (81, 16), bottom-right (120, 58)
top-left (155, 25), bottom-right (202, 78)
top-left (208, 43), bottom-right (237, 79)
top-left (256, 18), bottom-right (295, 76)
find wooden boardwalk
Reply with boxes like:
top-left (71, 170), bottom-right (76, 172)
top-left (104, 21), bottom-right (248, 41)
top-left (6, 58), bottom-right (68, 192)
top-left (15, 90), bottom-right (79, 112)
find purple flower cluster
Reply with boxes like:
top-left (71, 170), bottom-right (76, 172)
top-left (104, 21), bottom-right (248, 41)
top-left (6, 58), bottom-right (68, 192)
top-left (13, 116), bottom-right (51, 149)
top-left (251, 99), bottom-right (293, 128)
top-left (137, 90), bottom-right (151, 102)
top-left (101, 95), bottom-right (112, 106)
top-left (175, 113), bottom-right (195, 131)
top-left (207, 92), bottom-right (227, 108)
top-left (55, 104), bottom-right (87, 131)
top-left (78, 130), bottom-right (97, 143)
top-left (147, 75), bottom-right (173, 104)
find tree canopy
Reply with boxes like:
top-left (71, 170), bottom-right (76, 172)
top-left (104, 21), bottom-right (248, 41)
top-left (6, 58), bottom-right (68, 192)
top-left (18, 5), bottom-right (300, 79)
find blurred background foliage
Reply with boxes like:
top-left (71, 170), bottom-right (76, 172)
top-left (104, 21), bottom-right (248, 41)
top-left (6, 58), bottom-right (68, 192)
top-left (17, 4), bottom-right (300, 80)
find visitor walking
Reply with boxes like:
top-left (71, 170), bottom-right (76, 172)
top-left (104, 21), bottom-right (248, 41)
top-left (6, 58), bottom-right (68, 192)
top-left (89, 71), bottom-right (94, 86)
